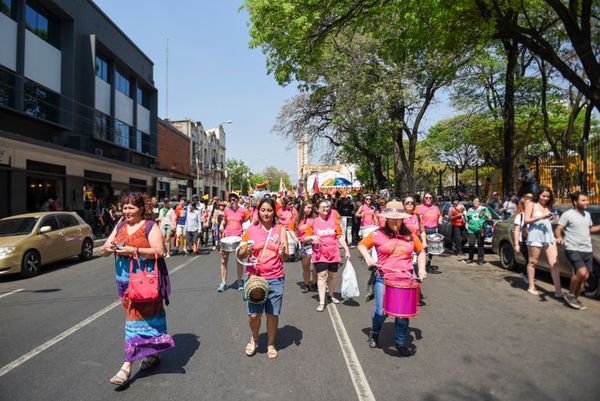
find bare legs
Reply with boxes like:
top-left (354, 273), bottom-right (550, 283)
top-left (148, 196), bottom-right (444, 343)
top-left (526, 244), bottom-right (562, 294)
top-left (220, 252), bottom-right (244, 285)
top-left (302, 256), bottom-right (315, 285)
top-left (247, 313), bottom-right (279, 357)
top-left (317, 271), bottom-right (328, 305)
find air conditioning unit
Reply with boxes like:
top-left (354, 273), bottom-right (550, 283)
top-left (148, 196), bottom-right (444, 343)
top-left (94, 148), bottom-right (103, 156)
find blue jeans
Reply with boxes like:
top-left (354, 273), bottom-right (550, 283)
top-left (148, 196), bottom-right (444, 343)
top-left (372, 275), bottom-right (409, 346)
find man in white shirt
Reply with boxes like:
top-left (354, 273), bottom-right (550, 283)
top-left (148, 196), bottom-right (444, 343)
top-left (555, 192), bottom-right (600, 310)
top-left (185, 202), bottom-right (202, 254)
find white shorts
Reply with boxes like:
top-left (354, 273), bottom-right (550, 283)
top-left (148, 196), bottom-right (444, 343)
top-left (176, 224), bottom-right (186, 237)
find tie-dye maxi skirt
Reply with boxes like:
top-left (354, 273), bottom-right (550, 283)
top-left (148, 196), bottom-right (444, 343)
top-left (115, 257), bottom-right (175, 362)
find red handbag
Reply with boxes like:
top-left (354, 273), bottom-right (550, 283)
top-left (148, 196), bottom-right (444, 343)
top-left (125, 248), bottom-right (160, 303)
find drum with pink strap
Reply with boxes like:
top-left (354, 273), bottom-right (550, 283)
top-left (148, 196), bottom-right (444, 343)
top-left (383, 279), bottom-right (420, 318)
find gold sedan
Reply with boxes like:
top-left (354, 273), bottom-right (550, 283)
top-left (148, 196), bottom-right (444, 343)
top-left (0, 212), bottom-right (94, 278)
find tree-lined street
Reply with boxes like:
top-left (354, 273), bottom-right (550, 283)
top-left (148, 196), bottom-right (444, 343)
top-left (1, 248), bottom-right (599, 400)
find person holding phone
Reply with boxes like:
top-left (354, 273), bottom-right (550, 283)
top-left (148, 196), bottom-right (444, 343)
top-left (524, 186), bottom-right (563, 297)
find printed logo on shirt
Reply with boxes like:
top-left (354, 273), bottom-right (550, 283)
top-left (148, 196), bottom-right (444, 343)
top-left (317, 227), bottom-right (336, 236)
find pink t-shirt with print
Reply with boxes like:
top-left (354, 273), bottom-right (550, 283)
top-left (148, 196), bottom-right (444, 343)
top-left (242, 224), bottom-right (285, 279)
top-left (224, 206), bottom-right (250, 237)
top-left (359, 229), bottom-right (423, 282)
top-left (306, 213), bottom-right (343, 263)
top-left (416, 204), bottom-right (440, 229)
top-left (277, 208), bottom-right (297, 230)
top-left (360, 204), bottom-right (377, 227)
top-left (403, 214), bottom-right (420, 235)
top-left (290, 217), bottom-right (313, 242)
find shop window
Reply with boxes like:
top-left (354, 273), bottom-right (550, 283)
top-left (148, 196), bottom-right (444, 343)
top-left (23, 79), bottom-right (60, 123)
top-left (129, 178), bottom-right (146, 193)
top-left (0, 67), bottom-right (15, 108)
top-left (26, 176), bottom-right (63, 213)
top-left (115, 69), bottom-right (130, 96)
top-left (95, 56), bottom-right (109, 82)
top-left (114, 120), bottom-right (130, 148)
top-left (93, 111), bottom-right (109, 140)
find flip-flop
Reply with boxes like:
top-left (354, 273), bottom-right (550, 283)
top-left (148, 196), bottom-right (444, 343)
top-left (110, 368), bottom-right (130, 385)
top-left (245, 342), bottom-right (257, 357)
top-left (267, 346), bottom-right (278, 359)
top-left (140, 355), bottom-right (160, 371)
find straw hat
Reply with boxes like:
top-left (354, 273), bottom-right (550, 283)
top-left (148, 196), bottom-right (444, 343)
top-left (379, 200), bottom-right (411, 219)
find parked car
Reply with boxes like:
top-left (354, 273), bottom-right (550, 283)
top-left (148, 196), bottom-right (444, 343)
top-left (439, 202), bottom-right (502, 250)
top-left (491, 205), bottom-right (600, 298)
top-left (0, 212), bottom-right (94, 278)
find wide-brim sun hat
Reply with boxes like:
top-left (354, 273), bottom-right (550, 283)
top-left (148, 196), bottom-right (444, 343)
top-left (379, 200), bottom-right (411, 219)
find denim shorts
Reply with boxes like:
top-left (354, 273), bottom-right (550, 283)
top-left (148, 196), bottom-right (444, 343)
top-left (247, 277), bottom-right (284, 316)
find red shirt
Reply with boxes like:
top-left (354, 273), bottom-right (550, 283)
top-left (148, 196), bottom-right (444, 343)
top-left (449, 205), bottom-right (466, 227)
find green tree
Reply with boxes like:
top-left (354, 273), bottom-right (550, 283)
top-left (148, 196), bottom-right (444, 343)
top-left (225, 158), bottom-right (250, 194)
top-left (261, 166), bottom-right (292, 191)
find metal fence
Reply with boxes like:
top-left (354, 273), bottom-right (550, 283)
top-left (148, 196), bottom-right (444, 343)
top-left (533, 139), bottom-right (600, 204)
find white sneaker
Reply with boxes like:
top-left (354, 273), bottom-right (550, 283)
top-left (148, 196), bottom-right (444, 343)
top-left (217, 282), bottom-right (226, 292)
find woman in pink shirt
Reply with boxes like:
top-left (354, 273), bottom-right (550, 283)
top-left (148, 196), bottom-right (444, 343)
top-left (415, 193), bottom-right (442, 272)
top-left (218, 193), bottom-right (251, 292)
top-left (355, 195), bottom-right (378, 229)
top-left (290, 201), bottom-right (316, 293)
top-left (357, 200), bottom-right (427, 357)
top-left (238, 198), bottom-right (288, 359)
top-left (305, 199), bottom-right (351, 312)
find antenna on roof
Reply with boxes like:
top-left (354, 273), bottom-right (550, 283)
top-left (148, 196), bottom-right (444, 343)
top-left (165, 37), bottom-right (169, 118)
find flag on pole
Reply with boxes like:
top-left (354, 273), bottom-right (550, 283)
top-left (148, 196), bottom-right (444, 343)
top-left (247, 183), bottom-right (253, 196)
top-left (278, 177), bottom-right (286, 196)
top-left (312, 177), bottom-right (320, 194)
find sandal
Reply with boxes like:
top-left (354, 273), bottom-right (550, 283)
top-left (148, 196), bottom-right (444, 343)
top-left (110, 368), bottom-right (130, 385)
top-left (245, 341), bottom-right (257, 357)
top-left (267, 346), bottom-right (278, 359)
top-left (140, 355), bottom-right (160, 371)
top-left (527, 288), bottom-right (540, 296)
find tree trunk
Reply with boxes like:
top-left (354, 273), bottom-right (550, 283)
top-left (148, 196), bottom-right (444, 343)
top-left (372, 158), bottom-right (388, 191)
top-left (502, 38), bottom-right (518, 196)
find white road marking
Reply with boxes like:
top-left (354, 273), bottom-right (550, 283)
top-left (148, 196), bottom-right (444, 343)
top-left (0, 288), bottom-right (25, 299)
top-left (328, 304), bottom-right (376, 401)
top-left (0, 256), bottom-right (199, 378)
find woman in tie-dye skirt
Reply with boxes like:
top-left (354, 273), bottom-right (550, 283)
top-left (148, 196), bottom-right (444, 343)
top-left (101, 193), bottom-right (174, 385)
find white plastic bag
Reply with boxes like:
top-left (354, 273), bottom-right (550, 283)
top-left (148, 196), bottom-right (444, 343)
top-left (341, 260), bottom-right (360, 299)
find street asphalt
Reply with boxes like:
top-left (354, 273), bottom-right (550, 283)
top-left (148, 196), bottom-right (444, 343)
top-left (0, 245), bottom-right (599, 401)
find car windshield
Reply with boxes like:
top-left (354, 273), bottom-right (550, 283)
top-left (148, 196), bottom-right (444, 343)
top-left (0, 217), bottom-right (38, 236)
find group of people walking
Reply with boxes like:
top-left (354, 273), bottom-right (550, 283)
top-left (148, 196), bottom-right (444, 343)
top-left (98, 185), bottom-right (598, 387)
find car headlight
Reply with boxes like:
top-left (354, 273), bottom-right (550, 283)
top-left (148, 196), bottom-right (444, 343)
top-left (0, 247), bottom-right (16, 256)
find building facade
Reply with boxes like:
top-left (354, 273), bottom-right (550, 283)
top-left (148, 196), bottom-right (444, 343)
top-left (0, 0), bottom-right (158, 217)
top-left (168, 119), bottom-right (227, 199)
top-left (156, 119), bottom-right (192, 200)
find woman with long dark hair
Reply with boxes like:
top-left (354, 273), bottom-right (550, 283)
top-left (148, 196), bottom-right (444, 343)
top-left (524, 186), bottom-right (563, 297)
top-left (237, 197), bottom-right (288, 359)
top-left (100, 193), bottom-right (174, 385)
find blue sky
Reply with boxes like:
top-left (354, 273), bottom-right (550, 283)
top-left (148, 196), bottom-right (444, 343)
top-left (95, 0), bottom-right (454, 182)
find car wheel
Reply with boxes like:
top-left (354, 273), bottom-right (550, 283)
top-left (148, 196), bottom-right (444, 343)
top-left (21, 250), bottom-right (41, 278)
top-left (583, 261), bottom-right (600, 299)
top-left (499, 242), bottom-right (516, 270)
top-left (80, 238), bottom-right (94, 261)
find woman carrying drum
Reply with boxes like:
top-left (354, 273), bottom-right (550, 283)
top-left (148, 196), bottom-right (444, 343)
top-left (237, 198), bottom-right (288, 359)
top-left (305, 199), bottom-right (351, 312)
top-left (357, 200), bottom-right (426, 357)
top-left (289, 200), bottom-right (317, 293)
top-left (218, 193), bottom-right (251, 292)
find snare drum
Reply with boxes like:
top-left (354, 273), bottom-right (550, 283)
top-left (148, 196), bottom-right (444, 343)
top-left (359, 225), bottom-right (378, 239)
top-left (426, 233), bottom-right (445, 255)
top-left (383, 279), bottom-right (420, 318)
top-left (220, 236), bottom-right (242, 253)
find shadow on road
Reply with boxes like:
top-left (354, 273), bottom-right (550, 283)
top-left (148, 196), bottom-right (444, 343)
top-left (116, 333), bottom-right (200, 391)
top-left (257, 325), bottom-right (303, 352)
top-left (361, 323), bottom-right (423, 357)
